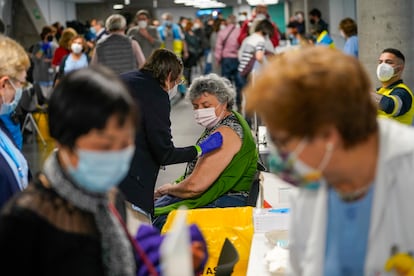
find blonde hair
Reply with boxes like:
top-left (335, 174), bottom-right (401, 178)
top-left (0, 35), bottom-right (30, 79)
top-left (58, 27), bottom-right (78, 49)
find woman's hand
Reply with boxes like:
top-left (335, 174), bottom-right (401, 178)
top-left (154, 183), bottom-right (173, 200)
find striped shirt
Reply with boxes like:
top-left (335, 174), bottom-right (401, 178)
top-left (238, 33), bottom-right (266, 73)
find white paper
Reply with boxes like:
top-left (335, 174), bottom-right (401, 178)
top-left (160, 207), bottom-right (193, 276)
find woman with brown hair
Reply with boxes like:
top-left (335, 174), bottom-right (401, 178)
top-left (339, 17), bottom-right (358, 58)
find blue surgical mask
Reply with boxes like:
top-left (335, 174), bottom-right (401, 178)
top-left (64, 145), bottom-right (135, 193)
top-left (0, 79), bottom-right (23, 115)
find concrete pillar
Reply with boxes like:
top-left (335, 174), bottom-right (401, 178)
top-left (358, 0), bottom-right (414, 89)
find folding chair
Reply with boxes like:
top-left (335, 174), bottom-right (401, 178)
top-left (19, 83), bottom-right (47, 146)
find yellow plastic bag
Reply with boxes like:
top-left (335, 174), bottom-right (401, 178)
top-left (162, 207), bottom-right (254, 276)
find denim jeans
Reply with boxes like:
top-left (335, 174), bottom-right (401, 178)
top-left (221, 58), bottom-right (243, 107)
top-left (152, 192), bottom-right (249, 231)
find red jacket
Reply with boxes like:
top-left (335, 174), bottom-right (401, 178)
top-left (237, 18), bottom-right (280, 47)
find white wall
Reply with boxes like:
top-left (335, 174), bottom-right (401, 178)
top-left (36, 0), bottom-right (77, 25)
top-left (0, 0), bottom-right (12, 34)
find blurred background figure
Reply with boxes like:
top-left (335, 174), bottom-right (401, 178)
top-left (183, 20), bottom-right (202, 87)
top-left (54, 35), bottom-right (89, 86)
top-left (238, 4), bottom-right (280, 48)
top-left (31, 25), bottom-right (57, 101)
top-left (0, 66), bottom-right (137, 275)
top-left (52, 27), bottom-right (78, 69)
top-left (52, 21), bottom-right (64, 41)
top-left (339, 17), bottom-right (358, 58)
top-left (158, 12), bottom-right (188, 95)
top-left (293, 11), bottom-right (305, 35)
top-left (158, 12), bottom-right (188, 59)
top-left (127, 9), bottom-right (161, 59)
top-left (91, 14), bottom-right (145, 74)
top-left (0, 35), bottom-right (31, 209)
top-left (208, 18), bottom-right (225, 75)
top-left (90, 18), bottom-right (108, 44)
top-left (309, 8), bottom-right (329, 33)
top-left (238, 19), bottom-right (275, 83)
top-left (215, 14), bottom-right (242, 112)
top-left (311, 24), bottom-right (335, 48)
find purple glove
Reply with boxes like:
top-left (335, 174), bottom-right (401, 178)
top-left (197, 132), bottom-right (223, 156)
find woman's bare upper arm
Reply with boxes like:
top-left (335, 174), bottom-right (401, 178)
top-left (185, 126), bottom-right (242, 193)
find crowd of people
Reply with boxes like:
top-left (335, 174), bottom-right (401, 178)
top-left (1, 3), bottom-right (414, 276)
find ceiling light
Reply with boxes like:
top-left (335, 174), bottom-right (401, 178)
top-left (246, 0), bottom-right (279, 5)
top-left (113, 4), bottom-right (124, 9)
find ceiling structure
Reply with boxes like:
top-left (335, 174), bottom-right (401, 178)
top-left (72, 0), bottom-right (282, 9)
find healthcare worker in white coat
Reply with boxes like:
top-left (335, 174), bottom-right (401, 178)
top-left (245, 46), bottom-right (414, 276)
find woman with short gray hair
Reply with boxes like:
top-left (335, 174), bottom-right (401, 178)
top-left (153, 73), bottom-right (258, 230)
top-left (188, 73), bottom-right (235, 110)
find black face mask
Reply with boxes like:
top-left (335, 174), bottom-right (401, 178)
top-left (309, 19), bottom-right (316, 25)
top-left (47, 35), bottom-right (54, 42)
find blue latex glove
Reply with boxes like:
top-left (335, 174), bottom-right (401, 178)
top-left (196, 132), bottom-right (223, 156)
top-left (41, 42), bottom-right (51, 53)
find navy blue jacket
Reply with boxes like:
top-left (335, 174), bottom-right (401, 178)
top-left (119, 70), bottom-right (197, 215)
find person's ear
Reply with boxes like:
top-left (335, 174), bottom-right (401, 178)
top-left (0, 76), bottom-right (9, 88)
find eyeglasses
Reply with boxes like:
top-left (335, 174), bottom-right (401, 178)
top-left (11, 77), bottom-right (31, 89)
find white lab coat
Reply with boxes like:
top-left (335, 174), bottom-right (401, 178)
top-left (288, 118), bottom-right (414, 276)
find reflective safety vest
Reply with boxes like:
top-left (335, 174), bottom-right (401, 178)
top-left (316, 30), bottom-right (335, 48)
top-left (377, 82), bottom-right (414, 125)
top-left (157, 24), bottom-right (183, 57)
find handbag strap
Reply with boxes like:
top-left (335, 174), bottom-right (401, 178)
top-left (221, 25), bottom-right (236, 52)
top-left (109, 203), bottom-right (159, 276)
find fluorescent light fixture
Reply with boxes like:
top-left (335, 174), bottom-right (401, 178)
top-left (113, 4), bottom-right (124, 9)
top-left (124, 0), bottom-right (130, 5)
top-left (247, 0), bottom-right (279, 5)
top-left (195, 2), bottom-right (226, 8)
top-left (175, 0), bottom-right (226, 8)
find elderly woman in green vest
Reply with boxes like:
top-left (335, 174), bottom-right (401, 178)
top-left (153, 73), bottom-right (258, 230)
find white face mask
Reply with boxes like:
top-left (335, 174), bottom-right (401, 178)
top-left (138, 20), bottom-right (147, 29)
top-left (71, 43), bottom-right (83, 54)
top-left (255, 14), bottom-right (267, 21)
top-left (220, 25), bottom-right (226, 31)
top-left (376, 63), bottom-right (395, 82)
top-left (168, 84), bottom-right (178, 100)
top-left (193, 104), bottom-right (224, 129)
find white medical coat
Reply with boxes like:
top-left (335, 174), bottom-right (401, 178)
top-left (288, 119), bottom-right (414, 276)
